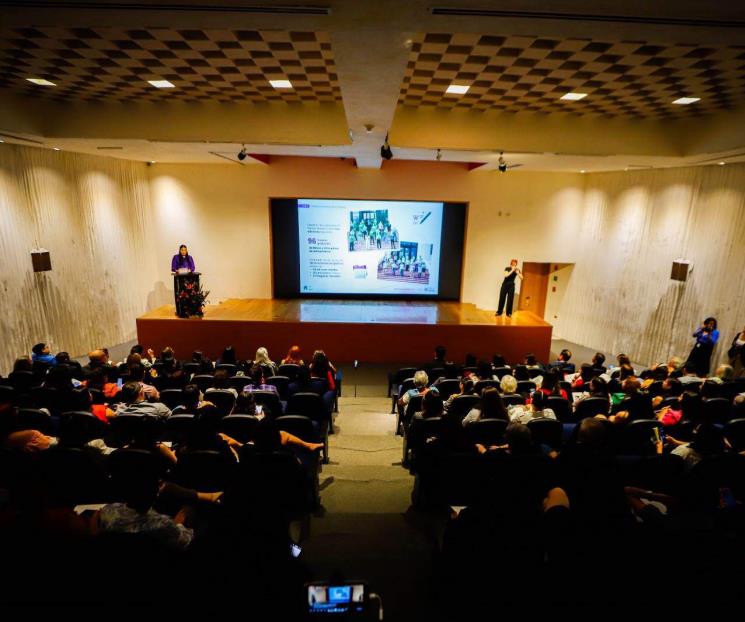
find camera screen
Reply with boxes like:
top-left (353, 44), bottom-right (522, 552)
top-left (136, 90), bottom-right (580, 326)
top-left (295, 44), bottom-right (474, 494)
top-left (307, 583), bottom-right (365, 614)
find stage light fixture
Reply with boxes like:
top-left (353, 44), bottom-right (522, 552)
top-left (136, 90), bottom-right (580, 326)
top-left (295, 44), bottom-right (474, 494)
top-left (380, 134), bottom-right (393, 160)
top-left (436, 148), bottom-right (442, 161)
top-left (497, 153), bottom-right (507, 172)
top-left (237, 146), bottom-right (247, 161)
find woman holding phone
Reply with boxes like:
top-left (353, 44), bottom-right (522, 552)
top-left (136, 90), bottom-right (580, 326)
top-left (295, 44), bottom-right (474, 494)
top-left (495, 259), bottom-right (523, 318)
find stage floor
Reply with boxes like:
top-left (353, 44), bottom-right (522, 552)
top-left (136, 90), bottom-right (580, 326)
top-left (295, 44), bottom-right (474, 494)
top-left (137, 299), bottom-right (552, 364)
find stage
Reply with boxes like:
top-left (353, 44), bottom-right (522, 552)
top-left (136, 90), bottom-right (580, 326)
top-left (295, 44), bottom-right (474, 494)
top-left (136, 299), bottom-right (553, 364)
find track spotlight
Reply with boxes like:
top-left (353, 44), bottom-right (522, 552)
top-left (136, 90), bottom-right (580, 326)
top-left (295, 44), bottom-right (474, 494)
top-left (497, 152), bottom-right (507, 173)
top-left (436, 148), bottom-right (442, 161)
top-left (237, 146), bottom-right (247, 161)
top-left (380, 134), bottom-right (393, 160)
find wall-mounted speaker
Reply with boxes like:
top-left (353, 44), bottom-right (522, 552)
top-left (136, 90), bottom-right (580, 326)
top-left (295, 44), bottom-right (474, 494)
top-left (31, 249), bottom-right (52, 272)
top-left (671, 259), bottom-right (691, 282)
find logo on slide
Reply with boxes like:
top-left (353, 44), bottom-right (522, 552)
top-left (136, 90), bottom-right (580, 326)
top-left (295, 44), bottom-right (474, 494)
top-left (412, 211), bottom-right (431, 224)
top-left (352, 264), bottom-right (368, 279)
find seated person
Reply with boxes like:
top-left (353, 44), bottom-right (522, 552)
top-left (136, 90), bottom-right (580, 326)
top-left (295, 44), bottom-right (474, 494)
top-left (0, 396), bottom-right (54, 453)
top-left (470, 360), bottom-right (496, 385)
top-left (179, 405), bottom-right (242, 461)
top-left (246, 416), bottom-right (324, 455)
top-left (310, 350), bottom-right (337, 392)
top-left (115, 382), bottom-right (172, 419)
top-left (121, 344), bottom-right (156, 368)
top-left (288, 365), bottom-right (325, 397)
top-left (398, 370), bottom-right (437, 409)
top-left (281, 345), bottom-right (304, 366)
top-left (94, 467), bottom-right (195, 551)
top-left (68, 385), bottom-right (116, 423)
top-left (656, 390), bottom-right (702, 428)
top-left (85, 367), bottom-right (119, 400)
top-left (191, 350), bottom-right (214, 374)
top-left (462, 387), bottom-right (510, 426)
top-left (31, 342), bottom-right (57, 367)
top-left (179, 383), bottom-right (213, 414)
top-left (591, 352), bottom-right (607, 372)
top-left (500, 374), bottom-right (519, 398)
top-left (523, 353), bottom-right (544, 372)
top-left (607, 378), bottom-right (653, 423)
top-left (82, 349), bottom-right (112, 377)
top-left (532, 369), bottom-right (568, 400)
top-left (443, 376), bottom-right (474, 412)
top-left (508, 390), bottom-right (557, 425)
top-left (205, 369), bottom-right (238, 399)
top-left (571, 363), bottom-right (596, 391)
top-left (242, 363), bottom-right (279, 394)
top-left (128, 362), bottom-right (159, 401)
top-left (547, 349), bottom-right (574, 373)
top-left (711, 364), bottom-right (734, 385)
top-left (574, 376), bottom-right (610, 406)
top-left (253, 346), bottom-right (278, 377)
top-left (475, 421), bottom-right (537, 455)
top-left (667, 423), bottom-right (726, 472)
top-left (432, 362), bottom-right (460, 386)
top-left (678, 361), bottom-right (704, 384)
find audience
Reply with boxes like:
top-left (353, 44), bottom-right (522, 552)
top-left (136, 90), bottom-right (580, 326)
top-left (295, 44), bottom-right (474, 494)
top-left (116, 382), bottom-right (172, 419)
top-left (31, 342), bottom-right (57, 366)
top-left (462, 387), bottom-right (509, 426)
top-left (254, 347), bottom-right (278, 377)
top-left (281, 345), bottom-right (304, 366)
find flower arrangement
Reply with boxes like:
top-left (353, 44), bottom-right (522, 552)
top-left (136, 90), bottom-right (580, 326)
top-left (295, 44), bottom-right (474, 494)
top-left (177, 280), bottom-right (209, 318)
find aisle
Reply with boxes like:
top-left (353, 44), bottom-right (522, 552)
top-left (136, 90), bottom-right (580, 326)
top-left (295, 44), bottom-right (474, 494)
top-left (301, 370), bottom-right (447, 621)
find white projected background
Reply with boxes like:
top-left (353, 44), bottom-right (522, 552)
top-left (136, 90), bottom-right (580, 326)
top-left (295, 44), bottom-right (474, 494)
top-left (298, 198), bottom-right (443, 296)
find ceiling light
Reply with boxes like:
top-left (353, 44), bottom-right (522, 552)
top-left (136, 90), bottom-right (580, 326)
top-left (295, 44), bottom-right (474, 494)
top-left (446, 84), bottom-right (470, 95)
top-left (27, 78), bottom-right (56, 86)
top-left (148, 79), bottom-right (175, 88)
top-left (237, 146), bottom-right (247, 161)
top-left (718, 161), bottom-right (726, 166)
top-left (560, 92), bottom-right (588, 101)
top-left (580, 170), bottom-right (586, 173)
top-left (269, 79), bottom-right (292, 89)
top-left (672, 97), bottom-right (700, 105)
top-left (52, 147), bottom-right (61, 151)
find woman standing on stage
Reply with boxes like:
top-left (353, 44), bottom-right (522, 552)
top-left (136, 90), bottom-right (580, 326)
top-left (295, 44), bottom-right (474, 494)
top-left (495, 259), bottom-right (522, 317)
top-left (171, 244), bottom-right (196, 273)
top-left (686, 317), bottom-right (719, 376)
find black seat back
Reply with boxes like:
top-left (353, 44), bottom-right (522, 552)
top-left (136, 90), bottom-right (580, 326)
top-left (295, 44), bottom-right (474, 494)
top-left (448, 395), bottom-right (480, 422)
top-left (220, 414), bottom-right (260, 443)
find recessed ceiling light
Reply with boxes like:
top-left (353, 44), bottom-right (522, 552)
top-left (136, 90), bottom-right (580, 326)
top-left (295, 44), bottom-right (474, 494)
top-left (446, 84), bottom-right (470, 95)
top-left (560, 92), bottom-right (588, 101)
top-left (718, 161), bottom-right (726, 165)
top-left (27, 78), bottom-right (56, 86)
top-left (0, 138), bottom-right (4, 143)
top-left (148, 79), bottom-right (175, 88)
top-left (580, 170), bottom-right (586, 173)
top-left (269, 79), bottom-right (293, 89)
top-left (52, 147), bottom-right (61, 151)
top-left (149, 160), bottom-right (156, 164)
top-left (672, 97), bottom-right (700, 105)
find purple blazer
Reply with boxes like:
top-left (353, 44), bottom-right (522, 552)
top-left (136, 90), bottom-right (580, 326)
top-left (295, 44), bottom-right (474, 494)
top-left (171, 253), bottom-right (195, 272)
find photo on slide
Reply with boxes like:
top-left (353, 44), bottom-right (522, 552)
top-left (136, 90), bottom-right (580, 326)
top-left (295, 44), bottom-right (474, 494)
top-left (347, 209), bottom-right (399, 252)
top-left (377, 241), bottom-right (432, 285)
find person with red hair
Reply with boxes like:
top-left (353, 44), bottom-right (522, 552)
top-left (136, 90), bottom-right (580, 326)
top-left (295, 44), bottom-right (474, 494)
top-left (495, 258), bottom-right (522, 318)
top-left (281, 345), bottom-right (304, 366)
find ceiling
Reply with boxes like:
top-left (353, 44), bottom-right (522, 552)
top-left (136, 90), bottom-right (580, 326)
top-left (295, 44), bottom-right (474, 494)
top-left (400, 33), bottom-right (745, 118)
top-left (2, 0), bottom-right (745, 170)
top-left (0, 27), bottom-right (342, 104)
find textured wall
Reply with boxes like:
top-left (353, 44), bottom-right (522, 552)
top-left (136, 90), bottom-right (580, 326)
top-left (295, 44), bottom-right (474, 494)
top-left (557, 164), bottom-right (745, 368)
top-left (0, 143), bottom-right (158, 373)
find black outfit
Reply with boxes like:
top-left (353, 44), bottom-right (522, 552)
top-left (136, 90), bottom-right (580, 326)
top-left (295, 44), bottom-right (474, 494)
top-left (497, 267), bottom-right (518, 316)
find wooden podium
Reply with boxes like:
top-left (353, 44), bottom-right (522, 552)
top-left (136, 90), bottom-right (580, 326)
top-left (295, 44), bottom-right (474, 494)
top-left (173, 271), bottom-right (201, 318)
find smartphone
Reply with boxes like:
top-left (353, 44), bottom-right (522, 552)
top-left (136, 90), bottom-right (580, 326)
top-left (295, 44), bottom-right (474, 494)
top-left (290, 543), bottom-right (302, 558)
top-left (116, 377), bottom-right (123, 389)
top-left (306, 581), bottom-right (367, 615)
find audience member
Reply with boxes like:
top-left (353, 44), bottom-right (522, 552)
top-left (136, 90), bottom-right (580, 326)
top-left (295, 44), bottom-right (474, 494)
top-left (116, 382), bottom-right (171, 419)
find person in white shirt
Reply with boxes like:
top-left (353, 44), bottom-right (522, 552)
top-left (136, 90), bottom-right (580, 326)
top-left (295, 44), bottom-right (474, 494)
top-left (507, 390), bottom-right (557, 425)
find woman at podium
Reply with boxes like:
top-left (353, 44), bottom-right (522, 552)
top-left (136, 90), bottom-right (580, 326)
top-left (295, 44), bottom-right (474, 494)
top-left (171, 244), bottom-right (196, 273)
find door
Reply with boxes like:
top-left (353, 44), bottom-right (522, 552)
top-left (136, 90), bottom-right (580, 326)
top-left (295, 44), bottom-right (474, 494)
top-left (518, 262), bottom-right (550, 318)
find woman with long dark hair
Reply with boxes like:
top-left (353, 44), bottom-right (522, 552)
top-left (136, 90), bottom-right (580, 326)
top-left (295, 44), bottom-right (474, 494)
top-left (686, 317), bottom-right (719, 376)
top-left (171, 244), bottom-right (196, 273)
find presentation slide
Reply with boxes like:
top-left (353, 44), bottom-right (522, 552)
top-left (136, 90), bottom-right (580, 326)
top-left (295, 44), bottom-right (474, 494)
top-left (297, 199), bottom-right (444, 296)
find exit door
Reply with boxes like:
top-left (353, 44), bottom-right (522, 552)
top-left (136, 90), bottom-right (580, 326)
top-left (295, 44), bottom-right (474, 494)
top-left (518, 262), bottom-right (550, 318)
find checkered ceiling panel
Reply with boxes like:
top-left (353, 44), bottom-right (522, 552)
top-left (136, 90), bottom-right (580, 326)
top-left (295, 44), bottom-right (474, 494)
top-left (0, 27), bottom-right (341, 104)
top-left (399, 33), bottom-right (745, 118)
